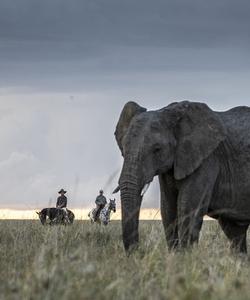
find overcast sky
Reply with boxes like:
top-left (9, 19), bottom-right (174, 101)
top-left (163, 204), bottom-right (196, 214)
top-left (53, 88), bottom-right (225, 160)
top-left (0, 0), bottom-right (250, 209)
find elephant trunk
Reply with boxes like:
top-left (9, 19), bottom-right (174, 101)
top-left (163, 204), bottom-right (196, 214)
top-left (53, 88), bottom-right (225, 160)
top-left (119, 157), bottom-right (142, 251)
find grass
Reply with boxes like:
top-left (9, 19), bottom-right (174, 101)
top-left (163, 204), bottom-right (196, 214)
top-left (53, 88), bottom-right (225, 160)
top-left (1, 220), bottom-right (250, 300)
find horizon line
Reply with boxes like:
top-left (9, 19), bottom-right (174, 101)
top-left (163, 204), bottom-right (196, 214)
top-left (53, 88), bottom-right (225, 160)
top-left (0, 208), bottom-right (162, 220)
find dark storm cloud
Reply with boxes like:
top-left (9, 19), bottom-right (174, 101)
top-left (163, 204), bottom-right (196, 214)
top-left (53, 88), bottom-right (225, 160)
top-left (0, 0), bottom-right (249, 89)
top-left (0, 0), bottom-right (250, 89)
top-left (1, 0), bottom-right (250, 47)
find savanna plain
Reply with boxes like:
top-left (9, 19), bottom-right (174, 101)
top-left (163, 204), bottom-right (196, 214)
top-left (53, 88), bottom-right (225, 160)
top-left (1, 220), bottom-right (250, 300)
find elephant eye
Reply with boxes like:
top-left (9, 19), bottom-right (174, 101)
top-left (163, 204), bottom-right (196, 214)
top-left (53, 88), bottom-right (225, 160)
top-left (153, 147), bottom-right (161, 154)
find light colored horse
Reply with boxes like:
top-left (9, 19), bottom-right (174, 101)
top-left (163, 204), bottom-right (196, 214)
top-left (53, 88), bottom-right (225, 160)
top-left (88, 199), bottom-right (116, 225)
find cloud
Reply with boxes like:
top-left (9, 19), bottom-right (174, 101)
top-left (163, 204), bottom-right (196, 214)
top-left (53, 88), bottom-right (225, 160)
top-left (0, 98), bottom-right (123, 209)
top-left (1, 0), bottom-right (250, 48)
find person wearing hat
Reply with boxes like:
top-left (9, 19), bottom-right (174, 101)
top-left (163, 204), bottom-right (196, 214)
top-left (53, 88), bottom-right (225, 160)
top-left (56, 189), bottom-right (67, 208)
top-left (94, 189), bottom-right (107, 221)
top-left (56, 189), bottom-right (69, 222)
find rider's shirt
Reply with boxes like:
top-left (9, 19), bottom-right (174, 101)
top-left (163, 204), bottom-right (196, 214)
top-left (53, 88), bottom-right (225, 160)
top-left (56, 195), bottom-right (67, 208)
top-left (95, 195), bottom-right (107, 206)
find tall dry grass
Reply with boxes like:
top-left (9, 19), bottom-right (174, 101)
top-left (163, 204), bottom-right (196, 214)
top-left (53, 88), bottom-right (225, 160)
top-left (0, 220), bottom-right (250, 300)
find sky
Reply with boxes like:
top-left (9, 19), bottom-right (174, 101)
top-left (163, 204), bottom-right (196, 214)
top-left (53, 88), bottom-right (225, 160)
top-left (0, 0), bottom-right (250, 210)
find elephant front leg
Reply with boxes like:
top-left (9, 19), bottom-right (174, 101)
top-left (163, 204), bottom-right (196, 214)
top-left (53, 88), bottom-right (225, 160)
top-left (177, 168), bottom-right (216, 249)
top-left (159, 174), bottom-right (179, 250)
top-left (178, 205), bottom-right (204, 248)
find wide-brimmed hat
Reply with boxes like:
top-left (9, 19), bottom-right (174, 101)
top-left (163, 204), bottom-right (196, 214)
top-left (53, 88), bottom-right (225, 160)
top-left (58, 189), bottom-right (67, 194)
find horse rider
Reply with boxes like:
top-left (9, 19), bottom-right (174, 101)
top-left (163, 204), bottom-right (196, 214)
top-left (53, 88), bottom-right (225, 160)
top-left (56, 188), bottom-right (69, 222)
top-left (94, 189), bottom-right (107, 221)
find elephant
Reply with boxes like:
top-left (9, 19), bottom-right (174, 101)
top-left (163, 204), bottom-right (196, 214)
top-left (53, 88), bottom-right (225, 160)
top-left (114, 101), bottom-right (250, 253)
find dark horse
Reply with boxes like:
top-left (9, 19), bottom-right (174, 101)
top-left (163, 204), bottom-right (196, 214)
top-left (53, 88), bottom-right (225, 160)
top-left (36, 208), bottom-right (75, 225)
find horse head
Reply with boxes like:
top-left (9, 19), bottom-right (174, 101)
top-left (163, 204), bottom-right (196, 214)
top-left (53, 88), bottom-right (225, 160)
top-left (36, 210), bottom-right (46, 225)
top-left (109, 199), bottom-right (116, 213)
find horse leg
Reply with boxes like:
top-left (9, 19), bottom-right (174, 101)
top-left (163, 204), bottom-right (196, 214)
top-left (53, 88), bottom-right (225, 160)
top-left (102, 209), bottom-right (110, 226)
top-left (49, 217), bottom-right (53, 225)
top-left (106, 210), bottom-right (111, 224)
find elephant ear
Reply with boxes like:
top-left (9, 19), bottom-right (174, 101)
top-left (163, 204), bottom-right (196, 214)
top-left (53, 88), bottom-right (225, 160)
top-left (172, 102), bottom-right (226, 180)
top-left (115, 102), bottom-right (147, 155)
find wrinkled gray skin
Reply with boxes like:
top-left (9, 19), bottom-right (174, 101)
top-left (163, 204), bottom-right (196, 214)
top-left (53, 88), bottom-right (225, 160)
top-left (115, 101), bottom-right (250, 253)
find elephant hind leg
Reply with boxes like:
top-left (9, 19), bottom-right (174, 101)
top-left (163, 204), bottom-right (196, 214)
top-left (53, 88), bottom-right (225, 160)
top-left (218, 218), bottom-right (248, 253)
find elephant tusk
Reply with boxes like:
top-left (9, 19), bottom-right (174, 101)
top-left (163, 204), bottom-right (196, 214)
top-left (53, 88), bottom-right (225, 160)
top-left (112, 186), bottom-right (120, 194)
top-left (141, 183), bottom-right (150, 197)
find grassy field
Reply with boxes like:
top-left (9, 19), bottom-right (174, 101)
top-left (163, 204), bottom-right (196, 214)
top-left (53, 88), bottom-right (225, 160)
top-left (1, 220), bottom-right (250, 300)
